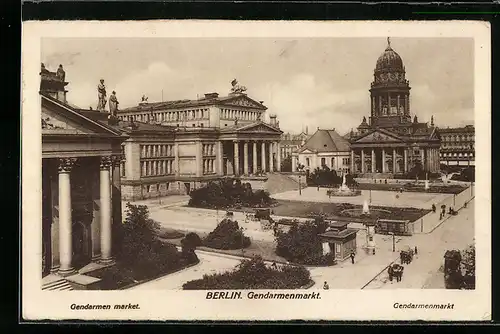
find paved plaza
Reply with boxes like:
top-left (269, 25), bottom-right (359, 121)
top-left (124, 187), bottom-right (474, 290)
top-left (272, 187), bottom-right (452, 209)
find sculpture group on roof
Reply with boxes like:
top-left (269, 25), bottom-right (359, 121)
top-left (230, 79), bottom-right (247, 94)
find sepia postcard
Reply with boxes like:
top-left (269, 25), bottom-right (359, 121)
top-left (21, 20), bottom-right (491, 321)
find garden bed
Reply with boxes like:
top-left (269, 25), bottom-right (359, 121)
top-left (271, 200), bottom-right (430, 222)
top-left (89, 256), bottom-right (199, 290)
top-left (355, 182), bottom-right (467, 194)
top-left (182, 256), bottom-right (312, 290)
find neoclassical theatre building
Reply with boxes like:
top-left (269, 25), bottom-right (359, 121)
top-left (347, 39), bottom-right (441, 177)
top-left (40, 64), bottom-right (125, 284)
top-left (116, 81), bottom-right (283, 200)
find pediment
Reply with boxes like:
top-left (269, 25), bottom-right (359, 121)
top-left (300, 148), bottom-right (314, 154)
top-left (236, 122), bottom-right (282, 134)
top-left (354, 130), bottom-right (403, 143)
top-left (41, 95), bottom-right (121, 136)
top-left (222, 96), bottom-right (267, 110)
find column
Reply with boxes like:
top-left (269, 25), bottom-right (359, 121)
top-left (421, 149), bottom-right (425, 170)
top-left (276, 142), bottom-right (282, 172)
top-left (196, 142), bottom-right (203, 177)
top-left (371, 149), bottom-right (375, 173)
top-left (252, 141), bottom-right (258, 174)
top-left (351, 150), bottom-right (355, 173)
top-left (397, 95), bottom-right (400, 114)
top-left (57, 158), bottom-right (77, 276)
top-left (378, 96), bottom-right (382, 114)
top-left (100, 156), bottom-right (114, 265)
top-left (405, 94), bottom-right (409, 114)
top-left (111, 155), bottom-right (123, 257)
top-left (261, 141), bottom-right (267, 172)
top-left (403, 147), bottom-right (408, 173)
top-left (269, 142), bottom-right (274, 172)
top-left (392, 148), bottom-right (397, 173)
top-left (217, 141), bottom-right (223, 176)
top-left (174, 143), bottom-right (180, 177)
top-left (243, 141), bottom-right (249, 175)
top-left (234, 140), bottom-right (240, 176)
top-left (361, 149), bottom-right (365, 173)
top-left (382, 149), bottom-right (386, 173)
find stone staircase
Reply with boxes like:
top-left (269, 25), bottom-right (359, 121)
top-left (264, 173), bottom-right (301, 194)
top-left (42, 278), bottom-right (74, 291)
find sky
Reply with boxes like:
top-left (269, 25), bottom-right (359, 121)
top-left (41, 37), bottom-right (474, 135)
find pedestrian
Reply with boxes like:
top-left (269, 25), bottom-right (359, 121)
top-left (439, 212), bottom-right (443, 220)
top-left (388, 265), bottom-right (394, 282)
top-left (414, 246), bottom-right (418, 255)
top-left (350, 251), bottom-right (355, 264)
top-left (400, 266), bottom-right (405, 281)
top-left (432, 204), bottom-right (436, 213)
top-left (464, 201), bottom-right (467, 208)
top-left (317, 185), bottom-right (320, 191)
top-left (323, 281), bottom-right (329, 290)
top-left (384, 179), bottom-right (387, 184)
top-left (399, 251), bottom-right (404, 264)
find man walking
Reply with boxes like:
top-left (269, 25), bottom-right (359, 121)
top-left (323, 281), bottom-right (330, 290)
top-left (350, 251), bottom-right (355, 264)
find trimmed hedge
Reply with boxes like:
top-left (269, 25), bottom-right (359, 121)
top-left (203, 218), bottom-right (251, 250)
top-left (188, 178), bottom-right (274, 209)
top-left (182, 256), bottom-right (311, 289)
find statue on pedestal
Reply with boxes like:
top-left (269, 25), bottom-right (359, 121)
top-left (97, 79), bottom-right (107, 111)
top-left (109, 91), bottom-right (119, 117)
top-left (230, 79), bottom-right (247, 94)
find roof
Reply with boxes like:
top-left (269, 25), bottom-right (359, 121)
top-left (438, 125), bottom-right (475, 134)
top-left (118, 93), bottom-right (267, 113)
top-left (319, 228), bottom-right (358, 239)
top-left (299, 129), bottom-right (351, 153)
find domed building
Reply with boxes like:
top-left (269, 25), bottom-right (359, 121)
top-left (347, 38), bottom-right (441, 177)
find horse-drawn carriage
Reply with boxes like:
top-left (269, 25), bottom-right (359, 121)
top-left (400, 245), bottom-right (414, 264)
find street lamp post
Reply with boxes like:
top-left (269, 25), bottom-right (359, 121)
top-left (389, 232), bottom-right (395, 252)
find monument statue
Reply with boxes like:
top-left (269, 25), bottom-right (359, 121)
top-left (56, 64), bottom-right (65, 82)
top-left (97, 79), bottom-right (107, 111)
top-left (230, 79), bottom-right (247, 94)
top-left (109, 91), bottom-right (119, 117)
top-left (141, 95), bottom-right (148, 102)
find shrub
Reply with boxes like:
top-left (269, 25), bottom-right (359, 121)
top-left (182, 256), bottom-right (311, 290)
top-left (116, 203), bottom-right (195, 280)
top-left (181, 232), bottom-right (202, 263)
top-left (275, 218), bottom-right (336, 266)
top-left (307, 166), bottom-right (342, 187)
top-left (203, 218), bottom-right (251, 250)
top-left (188, 179), bottom-right (274, 209)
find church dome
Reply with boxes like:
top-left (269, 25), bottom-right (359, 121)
top-left (375, 38), bottom-right (404, 72)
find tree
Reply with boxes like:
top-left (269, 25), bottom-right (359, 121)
top-left (461, 244), bottom-right (475, 289)
top-left (275, 217), bottom-right (335, 265)
top-left (307, 166), bottom-right (342, 187)
top-left (181, 232), bottom-right (202, 263)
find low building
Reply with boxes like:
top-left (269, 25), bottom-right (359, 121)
top-left (439, 125), bottom-right (475, 167)
top-left (293, 128), bottom-right (351, 174)
top-left (40, 64), bottom-right (125, 282)
top-left (319, 221), bottom-right (358, 261)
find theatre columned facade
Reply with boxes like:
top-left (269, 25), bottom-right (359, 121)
top-left (117, 84), bottom-right (283, 200)
top-left (347, 39), bottom-right (441, 177)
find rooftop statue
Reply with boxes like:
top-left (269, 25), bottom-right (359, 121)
top-left (56, 64), bottom-right (65, 82)
top-left (97, 79), bottom-right (107, 111)
top-left (109, 91), bottom-right (119, 117)
top-left (230, 78), bottom-right (247, 94)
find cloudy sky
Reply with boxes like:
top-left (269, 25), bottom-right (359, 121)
top-left (41, 37), bottom-right (474, 135)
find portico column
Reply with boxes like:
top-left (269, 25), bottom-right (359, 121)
top-left (276, 142), bottom-right (282, 172)
top-left (252, 141), bottom-right (258, 174)
top-left (351, 150), bottom-right (355, 173)
top-left (111, 155), bottom-right (123, 257)
top-left (100, 156), bottom-right (114, 265)
top-left (234, 140), bottom-right (240, 176)
top-left (174, 143), bottom-right (180, 177)
top-left (403, 147), bottom-right (408, 173)
top-left (371, 149), bottom-right (375, 173)
top-left (57, 158), bottom-right (77, 276)
top-left (382, 149), bottom-right (386, 173)
top-left (269, 142), bottom-right (274, 172)
top-left (361, 149), bottom-right (365, 173)
top-left (292, 155), bottom-right (297, 172)
top-left (243, 141), bottom-right (249, 175)
top-left (392, 148), bottom-right (397, 173)
top-left (261, 141), bottom-right (267, 172)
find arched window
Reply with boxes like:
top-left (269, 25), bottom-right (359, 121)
top-left (306, 158), bottom-right (310, 167)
